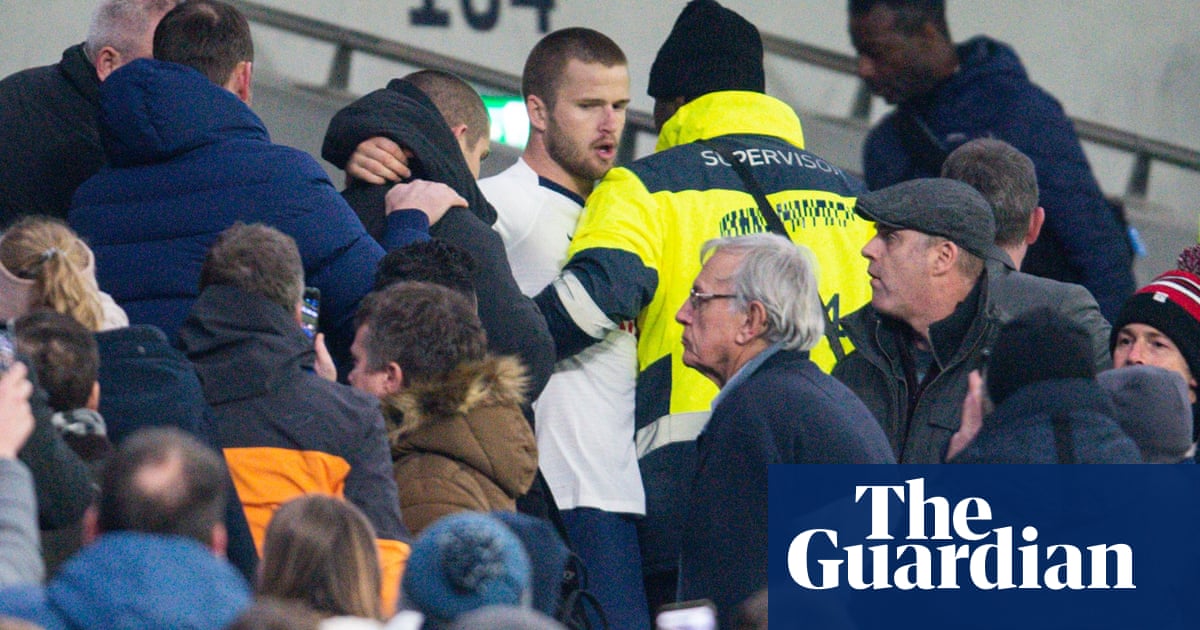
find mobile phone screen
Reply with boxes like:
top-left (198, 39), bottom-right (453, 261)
top-left (0, 330), bottom-right (15, 375)
top-left (656, 602), bottom-right (716, 630)
top-left (301, 287), bottom-right (320, 339)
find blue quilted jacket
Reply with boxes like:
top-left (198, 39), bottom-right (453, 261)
top-left (69, 59), bottom-right (413, 363)
top-left (0, 532), bottom-right (250, 629)
top-left (863, 36), bottom-right (1135, 323)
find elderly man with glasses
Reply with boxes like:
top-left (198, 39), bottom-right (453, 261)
top-left (673, 233), bottom-right (893, 627)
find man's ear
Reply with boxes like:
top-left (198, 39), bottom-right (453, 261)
top-left (86, 381), bottom-right (101, 412)
top-left (384, 362), bottom-right (405, 396)
top-left (209, 522), bottom-right (228, 558)
top-left (736, 300), bottom-right (769, 345)
top-left (451, 125), bottom-right (471, 161)
top-left (93, 46), bottom-right (123, 82)
top-left (928, 239), bottom-right (959, 276)
top-left (82, 505), bottom-right (100, 545)
top-left (1025, 206), bottom-right (1046, 245)
top-left (526, 94), bottom-right (549, 132)
top-left (224, 60), bottom-right (253, 105)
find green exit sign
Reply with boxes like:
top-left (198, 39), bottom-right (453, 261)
top-left (483, 95), bottom-right (528, 149)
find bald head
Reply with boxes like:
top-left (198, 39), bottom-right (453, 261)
top-left (99, 427), bottom-right (227, 547)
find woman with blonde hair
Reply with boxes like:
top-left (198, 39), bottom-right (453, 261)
top-left (0, 216), bottom-right (125, 331)
top-left (0, 217), bottom-right (261, 580)
top-left (258, 494), bottom-right (384, 621)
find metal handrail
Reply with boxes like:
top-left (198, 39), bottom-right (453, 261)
top-left (230, 0), bottom-right (1199, 197)
top-left (226, 0), bottom-right (658, 164)
top-left (229, 0), bottom-right (520, 94)
top-left (761, 32), bottom-right (861, 76)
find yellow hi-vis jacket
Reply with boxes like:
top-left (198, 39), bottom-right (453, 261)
top-left (533, 91), bottom-right (873, 571)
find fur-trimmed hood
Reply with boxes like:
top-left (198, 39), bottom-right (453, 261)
top-left (387, 355), bottom-right (535, 497)
top-left (389, 355), bottom-right (528, 433)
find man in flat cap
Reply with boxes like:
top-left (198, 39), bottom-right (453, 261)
top-left (530, 0), bottom-right (875, 611)
top-left (833, 177), bottom-right (1008, 463)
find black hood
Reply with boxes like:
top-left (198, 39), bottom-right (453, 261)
top-left (178, 284), bottom-right (313, 404)
top-left (321, 78), bottom-right (496, 226)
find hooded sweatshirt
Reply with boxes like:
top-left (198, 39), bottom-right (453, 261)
top-left (69, 59), bottom-right (411, 366)
top-left (322, 79), bottom-right (554, 400)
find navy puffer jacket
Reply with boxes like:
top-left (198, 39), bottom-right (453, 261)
top-left (69, 59), bottom-right (409, 365)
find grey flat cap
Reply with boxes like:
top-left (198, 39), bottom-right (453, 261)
top-left (854, 178), bottom-right (1007, 262)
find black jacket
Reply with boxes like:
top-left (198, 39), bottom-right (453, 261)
top-left (95, 324), bottom-right (259, 581)
top-left (322, 79), bottom-right (554, 400)
top-left (834, 277), bottom-right (1003, 463)
top-left (950, 378), bottom-right (1142, 464)
top-left (680, 350), bottom-right (894, 627)
top-left (17, 367), bottom-right (93, 531)
top-left (178, 284), bottom-right (408, 546)
top-left (0, 44), bottom-right (103, 226)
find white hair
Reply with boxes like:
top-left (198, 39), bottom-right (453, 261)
top-left (85, 0), bottom-right (177, 59)
top-left (700, 233), bottom-right (825, 351)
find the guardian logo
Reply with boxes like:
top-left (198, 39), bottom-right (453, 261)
top-left (788, 478), bottom-right (1134, 591)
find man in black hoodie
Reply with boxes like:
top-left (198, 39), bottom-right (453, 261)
top-left (322, 72), bottom-right (555, 403)
top-left (177, 223), bottom-right (411, 611)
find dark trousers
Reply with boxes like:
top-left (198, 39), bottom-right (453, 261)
top-left (562, 507), bottom-right (652, 630)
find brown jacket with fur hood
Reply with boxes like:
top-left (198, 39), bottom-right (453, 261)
top-left (386, 355), bottom-right (537, 535)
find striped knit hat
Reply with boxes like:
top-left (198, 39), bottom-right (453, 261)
top-left (1111, 245), bottom-right (1200, 379)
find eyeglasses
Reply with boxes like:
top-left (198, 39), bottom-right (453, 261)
top-left (688, 288), bottom-right (737, 310)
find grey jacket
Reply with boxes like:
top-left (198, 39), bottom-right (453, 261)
top-left (0, 459), bottom-right (43, 586)
top-left (987, 258), bottom-right (1111, 372)
top-left (833, 274), bottom-right (1005, 463)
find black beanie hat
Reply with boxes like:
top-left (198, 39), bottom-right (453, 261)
top-left (1110, 246), bottom-right (1200, 382)
top-left (648, 0), bottom-right (765, 100)
top-left (986, 307), bottom-right (1095, 407)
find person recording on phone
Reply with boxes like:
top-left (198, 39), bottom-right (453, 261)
top-left (177, 222), bottom-right (411, 613)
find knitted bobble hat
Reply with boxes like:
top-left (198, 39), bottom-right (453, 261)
top-left (1111, 245), bottom-right (1200, 380)
top-left (401, 512), bottom-right (532, 626)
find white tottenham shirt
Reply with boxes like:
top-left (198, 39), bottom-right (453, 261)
top-left (479, 158), bottom-right (644, 515)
